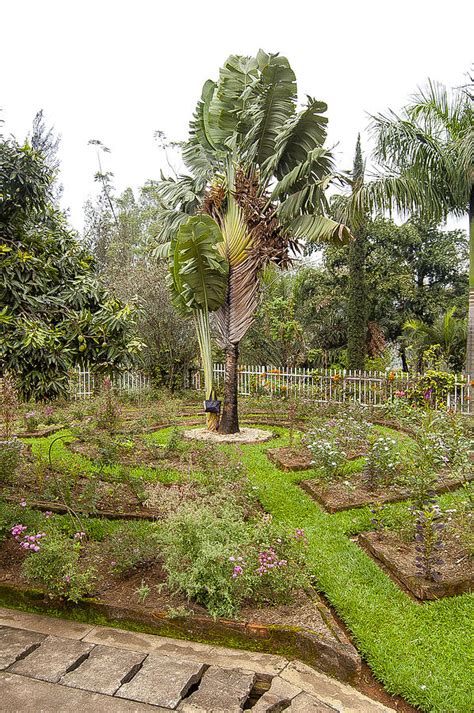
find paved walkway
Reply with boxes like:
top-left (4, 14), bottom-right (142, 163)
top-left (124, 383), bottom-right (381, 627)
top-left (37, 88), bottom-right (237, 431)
top-left (0, 608), bottom-right (392, 712)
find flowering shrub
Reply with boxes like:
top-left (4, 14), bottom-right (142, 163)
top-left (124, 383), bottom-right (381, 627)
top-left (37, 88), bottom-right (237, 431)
top-left (43, 405), bottom-right (55, 425)
top-left (11, 524), bottom-right (46, 552)
top-left (22, 531), bottom-right (96, 602)
top-left (107, 522), bottom-right (161, 575)
top-left (24, 410), bottom-right (39, 432)
top-left (407, 371), bottom-right (456, 409)
top-left (158, 504), bottom-right (310, 618)
top-left (306, 424), bottom-right (347, 479)
top-left (366, 436), bottom-right (402, 488)
top-left (0, 438), bottom-right (23, 483)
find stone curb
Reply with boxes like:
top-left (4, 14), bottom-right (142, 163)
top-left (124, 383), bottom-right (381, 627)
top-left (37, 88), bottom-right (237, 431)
top-left (0, 586), bottom-right (360, 683)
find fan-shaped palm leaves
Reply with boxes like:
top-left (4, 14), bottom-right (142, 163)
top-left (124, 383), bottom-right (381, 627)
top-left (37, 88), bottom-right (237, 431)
top-left (154, 50), bottom-right (351, 432)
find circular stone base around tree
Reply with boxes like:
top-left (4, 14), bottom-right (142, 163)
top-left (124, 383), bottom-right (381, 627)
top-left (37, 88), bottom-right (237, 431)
top-left (183, 427), bottom-right (274, 444)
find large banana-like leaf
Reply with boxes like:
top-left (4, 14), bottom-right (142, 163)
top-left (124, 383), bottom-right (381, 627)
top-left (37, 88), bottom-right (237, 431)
top-left (287, 214), bottom-right (352, 246)
top-left (242, 53), bottom-right (297, 167)
top-left (261, 97), bottom-right (329, 185)
top-left (206, 55), bottom-right (259, 151)
top-left (169, 214), bottom-right (228, 314)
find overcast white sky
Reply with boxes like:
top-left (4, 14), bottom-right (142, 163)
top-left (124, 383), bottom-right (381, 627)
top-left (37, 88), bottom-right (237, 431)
top-left (1, 0), bottom-right (472, 232)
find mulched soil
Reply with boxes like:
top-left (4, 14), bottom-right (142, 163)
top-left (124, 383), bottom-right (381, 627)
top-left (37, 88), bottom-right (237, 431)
top-left (359, 530), bottom-right (473, 600)
top-left (301, 468), bottom-right (473, 513)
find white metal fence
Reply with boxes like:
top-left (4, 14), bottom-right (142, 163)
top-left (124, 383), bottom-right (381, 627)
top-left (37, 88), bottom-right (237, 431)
top-left (70, 368), bottom-right (151, 399)
top-left (191, 364), bottom-right (473, 415)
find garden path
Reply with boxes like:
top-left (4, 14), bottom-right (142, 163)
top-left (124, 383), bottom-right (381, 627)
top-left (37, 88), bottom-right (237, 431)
top-left (0, 607), bottom-right (392, 712)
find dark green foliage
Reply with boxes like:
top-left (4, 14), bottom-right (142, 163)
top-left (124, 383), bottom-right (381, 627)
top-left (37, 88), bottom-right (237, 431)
top-left (347, 135), bottom-right (367, 369)
top-left (0, 136), bottom-right (142, 400)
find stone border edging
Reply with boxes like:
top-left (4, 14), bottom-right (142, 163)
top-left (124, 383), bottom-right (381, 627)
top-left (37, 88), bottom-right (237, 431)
top-left (0, 583), bottom-right (360, 684)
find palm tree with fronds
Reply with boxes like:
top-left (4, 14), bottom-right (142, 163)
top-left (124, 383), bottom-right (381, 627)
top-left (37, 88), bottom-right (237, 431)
top-left (352, 78), bottom-right (473, 373)
top-left (154, 50), bottom-right (351, 433)
top-left (403, 307), bottom-right (467, 372)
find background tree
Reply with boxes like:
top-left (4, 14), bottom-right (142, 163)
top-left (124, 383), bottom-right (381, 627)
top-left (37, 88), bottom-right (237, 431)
top-left (154, 50), bottom-right (350, 433)
top-left (0, 134), bottom-right (142, 400)
top-left (362, 79), bottom-right (473, 373)
top-left (346, 134), bottom-right (368, 369)
top-left (324, 218), bottom-right (468, 368)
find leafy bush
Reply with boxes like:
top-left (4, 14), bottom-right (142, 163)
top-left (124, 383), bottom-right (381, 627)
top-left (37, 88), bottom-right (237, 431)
top-left (107, 522), bottom-right (161, 575)
top-left (158, 503), bottom-right (310, 618)
top-left (366, 436), bottom-right (401, 488)
top-left (0, 438), bottom-right (23, 483)
top-left (24, 410), bottom-right (39, 432)
top-left (307, 430), bottom-right (346, 479)
top-left (22, 531), bottom-right (96, 602)
top-left (408, 370), bottom-right (456, 409)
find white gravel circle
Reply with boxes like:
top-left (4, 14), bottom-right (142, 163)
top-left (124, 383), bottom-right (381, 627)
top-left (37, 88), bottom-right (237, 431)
top-left (183, 427), bottom-right (274, 444)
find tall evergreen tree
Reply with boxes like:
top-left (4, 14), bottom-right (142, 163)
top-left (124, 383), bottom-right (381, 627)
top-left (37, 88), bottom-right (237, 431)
top-left (347, 135), bottom-right (367, 369)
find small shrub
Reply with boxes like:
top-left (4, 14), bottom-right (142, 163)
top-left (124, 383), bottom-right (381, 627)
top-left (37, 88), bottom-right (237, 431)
top-left (107, 522), bottom-right (161, 575)
top-left (307, 429), bottom-right (346, 479)
top-left (366, 436), bottom-right (402, 488)
top-left (24, 410), bottom-right (39, 432)
top-left (0, 438), bottom-right (23, 483)
top-left (414, 502), bottom-right (445, 582)
top-left (22, 531), bottom-right (96, 602)
top-left (95, 377), bottom-right (121, 431)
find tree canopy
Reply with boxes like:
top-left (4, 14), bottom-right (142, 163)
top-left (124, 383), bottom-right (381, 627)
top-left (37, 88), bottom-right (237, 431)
top-left (0, 135), bottom-right (142, 400)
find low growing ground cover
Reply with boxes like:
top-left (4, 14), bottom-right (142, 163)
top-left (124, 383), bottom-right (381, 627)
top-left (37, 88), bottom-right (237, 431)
top-left (0, 396), bottom-right (472, 711)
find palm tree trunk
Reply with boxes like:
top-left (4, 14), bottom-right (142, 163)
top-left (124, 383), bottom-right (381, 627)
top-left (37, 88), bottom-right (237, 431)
top-left (466, 186), bottom-right (474, 378)
top-left (218, 343), bottom-right (240, 434)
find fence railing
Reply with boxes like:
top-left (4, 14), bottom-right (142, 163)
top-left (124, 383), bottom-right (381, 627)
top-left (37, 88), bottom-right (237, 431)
top-left (70, 368), bottom-right (151, 399)
top-left (191, 364), bottom-right (472, 415)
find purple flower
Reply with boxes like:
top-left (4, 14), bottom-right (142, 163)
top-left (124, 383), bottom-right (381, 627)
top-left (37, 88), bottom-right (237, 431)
top-left (20, 498), bottom-right (26, 508)
top-left (44, 511), bottom-right (53, 518)
top-left (232, 565), bottom-right (243, 578)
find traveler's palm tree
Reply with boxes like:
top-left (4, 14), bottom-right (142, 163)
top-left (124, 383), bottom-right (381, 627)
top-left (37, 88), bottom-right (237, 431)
top-left (350, 79), bottom-right (473, 373)
top-left (154, 51), bottom-right (350, 432)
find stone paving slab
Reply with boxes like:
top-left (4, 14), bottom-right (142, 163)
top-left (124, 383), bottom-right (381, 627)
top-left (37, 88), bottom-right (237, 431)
top-left (289, 692), bottom-right (338, 711)
top-left (179, 665), bottom-right (256, 712)
top-left (281, 661), bottom-right (392, 712)
top-left (0, 626), bottom-right (46, 670)
top-left (251, 675), bottom-right (302, 712)
top-left (60, 643), bottom-right (146, 695)
top-left (0, 607), bottom-right (94, 639)
top-left (0, 672), bottom-right (169, 712)
top-left (116, 652), bottom-right (207, 708)
top-left (83, 625), bottom-right (215, 658)
top-left (8, 635), bottom-right (94, 683)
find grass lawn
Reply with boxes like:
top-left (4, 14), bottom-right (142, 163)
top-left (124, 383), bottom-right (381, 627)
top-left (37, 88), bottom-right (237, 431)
top-left (16, 423), bottom-right (474, 712)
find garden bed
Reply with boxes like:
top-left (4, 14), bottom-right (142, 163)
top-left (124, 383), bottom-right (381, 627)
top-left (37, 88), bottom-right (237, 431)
top-left (359, 531), bottom-right (473, 600)
top-left (0, 547), bottom-right (360, 683)
top-left (300, 469), bottom-right (472, 513)
top-left (267, 446), bottom-right (364, 472)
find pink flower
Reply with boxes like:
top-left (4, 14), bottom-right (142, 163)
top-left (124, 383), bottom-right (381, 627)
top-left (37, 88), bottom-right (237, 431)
top-left (232, 565), bottom-right (243, 578)
top-left (44, 511), bottom-right (53, 518)
top-left (20, 499), bottom-right (26, 508)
